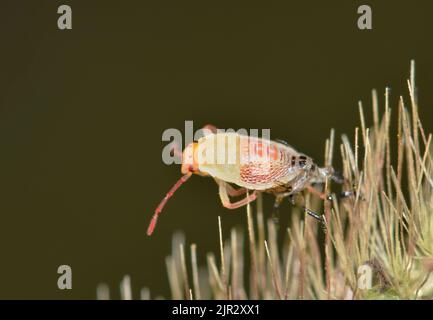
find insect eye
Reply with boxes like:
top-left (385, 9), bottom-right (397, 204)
top-left (297, 155), bottom-right (308, 168)
top-left (298, 159), bottom-right (307, 167)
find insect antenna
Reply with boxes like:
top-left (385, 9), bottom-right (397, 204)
top-left (147, 173), bottom-right (192, 236)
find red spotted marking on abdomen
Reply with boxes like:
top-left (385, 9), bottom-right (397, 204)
top-left (240, 139), bottom-right (283, 163)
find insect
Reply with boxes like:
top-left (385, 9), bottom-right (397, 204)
top-left (147, 125), bottom-right (345, 236)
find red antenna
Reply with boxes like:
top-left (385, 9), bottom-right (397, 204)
top-left (147, 173), bottom-right (192, 236)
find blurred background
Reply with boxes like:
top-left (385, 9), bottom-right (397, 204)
top-left (0, 0), bottom-right (432, 299)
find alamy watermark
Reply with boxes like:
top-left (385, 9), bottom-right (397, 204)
top-left (57, 5), bottom-right (72, 30)
top-left (57, 265), bottom-right (72, 290)
top-left (357, 264), bottom-right (373, 290)
top-left (161, 121), bottom-right (272, 166)
top-left (55, 5), bottom-right (371, 31)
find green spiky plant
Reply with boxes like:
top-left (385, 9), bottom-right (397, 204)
top-left (98, 61), bottom-right (433, 300)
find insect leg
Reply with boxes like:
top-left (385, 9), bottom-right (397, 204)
top-left (340, 187), bottom-right (365, 201)
top-left (340, 190), bottom-right (356, 198)
top-left (330, 170), bottom-right (345, 184)
top-left (224, 183), bottom-right (248, 197)
top-left (272, 195), bottom-right (284, 224)
top-left (217, 180), bottom-right (257, 209)
top-left (303, 208), bottom-right (324, 222)
top-left (288, 194), bottom-right (324, 222)
top-left (308, 183), bottom-right (362, 201)
top-left (213, 179), bottom-right (247, 197)
top-left (307, 185), bottom-right (333, 201)
top-left (308, 184), bottom-right (362, 201)
top-left (328, 170), bottom-right (363, 200)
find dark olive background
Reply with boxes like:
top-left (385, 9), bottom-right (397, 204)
top-left (0, 0), bottom-right (432, 299)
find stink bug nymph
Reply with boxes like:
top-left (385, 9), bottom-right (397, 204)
top-left (147, 125), bottom-right (344, 236)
